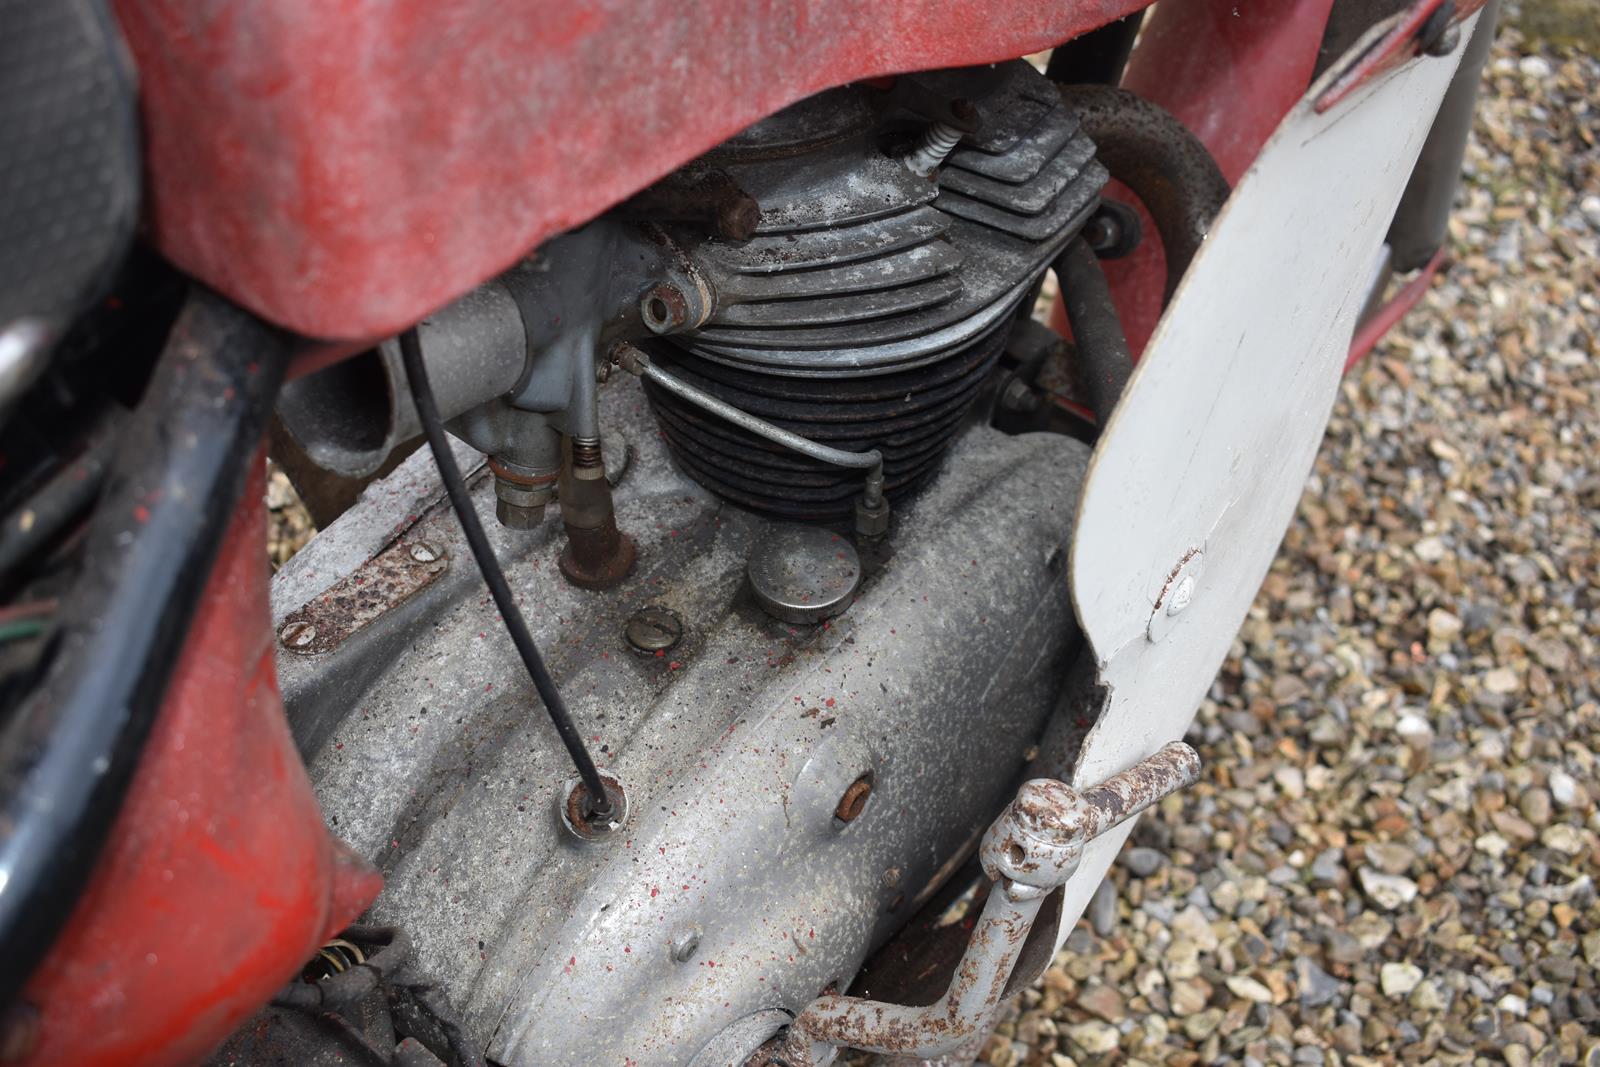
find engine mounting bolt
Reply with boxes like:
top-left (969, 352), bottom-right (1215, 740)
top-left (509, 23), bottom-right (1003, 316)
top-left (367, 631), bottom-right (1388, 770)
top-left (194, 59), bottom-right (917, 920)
top-left (625, 606), bottom-right (683, 655)
top-left (279, 620), bottom-right (317, 650)
top-left (640, 284), bottom-right (691, 333)
top-left (670, 928), bottom-right (702, 963)
top-left (999, 377), bottom-right (1041, 413)
top-left (835, 774), bottom-right (873, 824)
top-left (408, 540), bottom-right (443, 564)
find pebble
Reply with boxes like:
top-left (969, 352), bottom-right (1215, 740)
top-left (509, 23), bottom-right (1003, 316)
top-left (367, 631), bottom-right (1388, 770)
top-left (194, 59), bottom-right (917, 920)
top-left (1356, 868), bottom-right (1418, 911)
top-left (1224, 975), bottom-right (1274, 1004)
top-left (1118, 847), bottom-right (1165, 878)
top-left (1064, 1021), bottom-right (1119, 1056)
top-left (1088, 878), bottom-right (1117, 937)
top-left (1295, 957), bottom-right (1341, 1007)
top-left (1379, 962), bottom-right (1423, 998)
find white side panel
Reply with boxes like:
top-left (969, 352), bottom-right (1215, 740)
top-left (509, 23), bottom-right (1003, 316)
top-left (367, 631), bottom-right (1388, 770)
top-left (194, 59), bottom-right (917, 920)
top-left (1054, 17), bottom-right (1482, 948)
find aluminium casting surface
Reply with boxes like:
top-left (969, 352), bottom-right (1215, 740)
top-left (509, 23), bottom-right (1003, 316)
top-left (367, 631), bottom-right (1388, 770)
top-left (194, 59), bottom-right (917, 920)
top-left (271, 378), bottom-right (1092, 1066)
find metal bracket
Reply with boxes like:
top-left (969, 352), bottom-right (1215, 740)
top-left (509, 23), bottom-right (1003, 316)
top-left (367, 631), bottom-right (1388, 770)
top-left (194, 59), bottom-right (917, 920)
top-left (772, 742), bottom-right (1201, 1065)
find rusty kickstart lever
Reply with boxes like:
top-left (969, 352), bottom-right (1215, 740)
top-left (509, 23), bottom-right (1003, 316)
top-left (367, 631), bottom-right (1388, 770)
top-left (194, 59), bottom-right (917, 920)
top-left (769, 742), bottom-right (1203, 1066)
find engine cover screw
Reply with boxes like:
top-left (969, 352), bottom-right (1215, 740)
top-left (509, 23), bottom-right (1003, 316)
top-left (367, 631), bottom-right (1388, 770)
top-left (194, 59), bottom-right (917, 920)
top-left (625, 606), bottom-right (683, 655)
top-left (834, 774), bottom-right (873, 824)
top-left (279, 621), bottom-right (317, 650)
top-left (670, 928), bottom-right (702, 963)
top-left (408, 540), bottom-right (443, 563)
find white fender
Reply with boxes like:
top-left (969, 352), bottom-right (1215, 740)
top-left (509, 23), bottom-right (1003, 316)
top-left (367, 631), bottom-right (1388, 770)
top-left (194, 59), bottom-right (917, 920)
top-left (1054, 12), bottom-right (1485, 948)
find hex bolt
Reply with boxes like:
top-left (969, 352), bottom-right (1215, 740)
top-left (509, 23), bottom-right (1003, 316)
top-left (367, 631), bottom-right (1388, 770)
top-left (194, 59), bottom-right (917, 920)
top-left (670, 929), bottom-right (702, 964)
top-left (625, 606), bottom-right (683, 655)
top-left (279, 620), bottom-right (317, 650)
top-left (409, 540), bottom-right (442, 564)
top-left (834, 774), bottom-right (873, 823)
top-left (999, 377), bottom-right (1041, 414)
top-left (640, 284), bottom-right (691, 334)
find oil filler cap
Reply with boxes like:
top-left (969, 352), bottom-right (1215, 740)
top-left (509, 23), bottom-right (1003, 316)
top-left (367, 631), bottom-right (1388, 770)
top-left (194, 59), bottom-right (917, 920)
top-left (747, 524), bottom-right (861, 625)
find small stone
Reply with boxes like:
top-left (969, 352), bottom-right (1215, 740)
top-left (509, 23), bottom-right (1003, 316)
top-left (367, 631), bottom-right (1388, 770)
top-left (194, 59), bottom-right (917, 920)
top-left (1272, 674), bottom-right (1311, 705)
top-left (1225, 975), bottom-right (1274, 1004)
top-left (1483, 667), bottom-right (1520, 694)
top-left (1379, 962), bottom-right (1423, 998)
top-left (1549, 770), bottom-right (1586, 809)
top-left (1476, 832), bottom-right (1510, 859)
top-left (1170, 977), bottom-right (1211, 1016)
top-left (1519, 54), bottom-right (1552, 77)
top-left (1504, 1045), bottom-right (1532, 1067)
top-left (1357, 868), bottom-right (1418, 911)
top-left (1118, 847), bottom-right (1165, 878)
top-left (1184, 1008), bottom-right (1224, 1041)
top-left (1088, 878), bottom-right (1117, 937)
top-left (1426, 608), bottom-right (1463, 642)
top-left (1395, 712), bottom-right (1433, 743)
top-left (1520, 788), bottom-right (1552, 826)
top-left (1409, 979), bottom-right (1447, 1012)
top-left (1171, 906), bottom-right (1219, 952)
top-left (1498, 993), bottom-right (1528, 1017)
top-left (1065, 1020), bottom-right (1120, 1056)
top-left (1584, 931), bottom-right (1600, 967)
top-left (1310, 848), bottom-right (1344, 887)
top-left (1295, 957), bottom-right (1341, 1007)
top-left (1541, 824), bottom-right (1585, 855)
top-left (1582, 194), bottom-right (1600, 230)
top-left (1364, 842), bottom-right (1416, 875)
top-left (1413, 536), bottom-right (1446, 562)
top-left (1077, 982), bottom-right (1126, 1023)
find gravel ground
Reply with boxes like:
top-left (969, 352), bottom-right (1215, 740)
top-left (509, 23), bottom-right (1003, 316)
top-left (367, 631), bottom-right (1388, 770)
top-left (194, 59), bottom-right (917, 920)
top-left (266, 11), bottom-right (1600, 1065)
top-left (989, 13), bottom-right (1600, 1067)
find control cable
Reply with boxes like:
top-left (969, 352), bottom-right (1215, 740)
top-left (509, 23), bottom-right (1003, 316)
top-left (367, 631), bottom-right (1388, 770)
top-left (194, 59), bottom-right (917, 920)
top-left (399, 328), bottom-right (611, 818)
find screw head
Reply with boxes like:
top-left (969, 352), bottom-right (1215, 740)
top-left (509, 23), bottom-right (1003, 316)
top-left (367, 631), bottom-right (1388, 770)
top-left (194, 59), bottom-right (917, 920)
top-left (834, 774), bottom-right (873, 824)
top-left (409, 540), bottom-right (442, 563)
top-left (624, 606), bottom-right (683, 655)
top-left (279, 620), bottom-right (317, 649)
top-left (670, 928), bottom-right (702, 963)
top-left (1167, 573), bottom-right (1196, 616)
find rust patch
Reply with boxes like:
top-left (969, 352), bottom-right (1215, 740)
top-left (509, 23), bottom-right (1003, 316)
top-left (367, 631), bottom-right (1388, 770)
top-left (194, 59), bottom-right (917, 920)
top-left (278, 538), bottom-right (449, 656)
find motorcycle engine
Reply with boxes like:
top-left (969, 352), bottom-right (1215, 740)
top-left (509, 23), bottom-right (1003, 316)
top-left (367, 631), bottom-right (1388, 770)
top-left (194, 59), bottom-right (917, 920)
top-left (642, 62), bottom-right (1105, 519)
top-left (254, 58), bottom-right (1115, 1067)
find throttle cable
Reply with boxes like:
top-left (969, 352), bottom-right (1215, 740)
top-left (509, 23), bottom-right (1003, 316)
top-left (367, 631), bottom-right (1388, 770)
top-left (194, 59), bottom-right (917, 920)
top-left (398, 328), bottom-right (612, 819)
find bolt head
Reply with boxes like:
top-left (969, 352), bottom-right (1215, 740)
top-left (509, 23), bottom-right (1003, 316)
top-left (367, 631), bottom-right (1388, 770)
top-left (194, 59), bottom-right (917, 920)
top-left (640, 284), bottom-right (690, 334)
top-left (495, 498), bottom-right (546, 530)
top-left (625, 606), bottom-right (683, 655)
top-left (1167, 573), bottom-right (1196, 616)
top-left (279, 621), bottom-right (317, 649)
top-left (854, 497), bottom-right (891, 539)
top-left (670, 929), bottom-right (702, 963)
top-left (834, 775), bottom-right (873, 824)
top-left (408, 540), bottom-right (442, 563)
